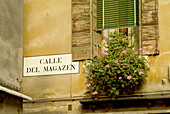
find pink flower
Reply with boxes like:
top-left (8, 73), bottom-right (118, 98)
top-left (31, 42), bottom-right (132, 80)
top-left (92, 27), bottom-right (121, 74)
top-left (147, 57), bottom-right (150, 60)
top-left (102, 52), bottom-right (109, 56)
top-left (93, 91), bottom-right (98, 95)
top-left (134, 70), bottom-right (137, 73)
top-left (139, 71), bottom-right (144, 75)
top-left (148, 60), bottom-right (151, 63)
top-left (105, 52), bottom-right (109, 56)
top-left (120, 53), bottom-right (123, 57)
top-left (115, 60), bottom-right (119, 64)
top-left (105, 65), bottom-right (110, 68)
top-left (123, 38), bottom-right (126, 42)
top-left (86, 83), bottom-right (91, 88)
top-left (127, 76), bottom-right (131, 80)
top-left (122, 51), bottom-right (127, 54)
top-left (114, 47), bottom-right (118, 49)
top-left (133, 51), bottom-right (138, 55)
top-left (119, 77), bottom-right (122, 79)
top-left (139, 48), bottom-right (143, 51)
top-left (105, 34), bottom-right (108, 38)
top-left (98, 56), bottom-right (100, 58)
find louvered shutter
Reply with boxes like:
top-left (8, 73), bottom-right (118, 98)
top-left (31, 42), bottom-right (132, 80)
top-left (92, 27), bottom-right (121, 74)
top-left (97, 0), bottom-right (139, 30)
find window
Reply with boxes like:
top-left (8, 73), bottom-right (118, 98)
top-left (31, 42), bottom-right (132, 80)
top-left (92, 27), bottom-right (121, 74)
top-left (97, 0), bottom-right (159, 55)
top-left (71, 0), bottom-right (159, 60)
top-left (97, 0), bottom-right (140, 54)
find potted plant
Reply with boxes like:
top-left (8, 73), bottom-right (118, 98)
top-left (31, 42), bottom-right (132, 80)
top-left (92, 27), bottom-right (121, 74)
top-left (84, 31), bottom-right (150, 100)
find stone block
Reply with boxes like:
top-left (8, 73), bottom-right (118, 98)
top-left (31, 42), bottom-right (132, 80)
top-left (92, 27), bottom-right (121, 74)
top-left (72, 3), bottom-right (90, 20)
top-left (142, 0), bottom-right (156, 11)
top-left (72, 19), bottom-right (90, 32)
top-left (142, 25), bottom-right (158, 40)
top-left (73, 31), bottom-right (91, 39)
top-left (142, 10), bottom-right (158, 25)
top-left (142, 40), bottom-right (157, 54)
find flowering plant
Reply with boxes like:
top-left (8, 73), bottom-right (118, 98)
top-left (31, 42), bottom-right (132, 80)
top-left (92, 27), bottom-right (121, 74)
top-left (84, 31), bottom-right (150, 99)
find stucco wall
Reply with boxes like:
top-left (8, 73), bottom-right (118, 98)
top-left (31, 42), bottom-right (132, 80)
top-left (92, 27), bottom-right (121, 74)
top-left (23, 0), bottom-right (72, 56)
top-left (22, 0), bottom-right (86, 99)
top-left (0, 0), bottom-right (23, 91)
top-left (141, 0), bottom-right (170, 92)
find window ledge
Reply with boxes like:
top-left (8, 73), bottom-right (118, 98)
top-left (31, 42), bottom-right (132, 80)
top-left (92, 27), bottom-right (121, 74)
top-left (80, 91), bottom-right (170, 112)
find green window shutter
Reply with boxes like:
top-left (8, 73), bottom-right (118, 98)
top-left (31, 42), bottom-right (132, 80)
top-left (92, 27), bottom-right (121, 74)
top-left (97, 0), bottom-right (139, 29)
top-left (97, 0), bottom-right (103, 29)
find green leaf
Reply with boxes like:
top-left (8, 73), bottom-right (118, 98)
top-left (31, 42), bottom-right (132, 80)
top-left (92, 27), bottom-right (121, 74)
top-left (135, 82), bottom-right (139, 85)
top-left (112, 97), bottom-right (116, 100)
top-left (114, 90), bottom-right (119, 95)
top-left (112, 87), bottom-right (116, 90)
top-left (117, 70), bottom-right (121, 74)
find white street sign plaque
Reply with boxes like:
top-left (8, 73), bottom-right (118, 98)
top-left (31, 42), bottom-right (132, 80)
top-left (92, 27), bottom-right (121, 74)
top-left (23, 54), bottom-right (79, 76)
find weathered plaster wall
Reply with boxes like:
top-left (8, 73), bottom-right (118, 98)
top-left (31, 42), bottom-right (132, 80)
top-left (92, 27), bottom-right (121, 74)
top-left (23, 0), bottom-right (72, 56)
top-left (141, 0), bottom-right (170, 92)
top-left (0, 0), bottom-right (23, 91)
top-left (22, 0), bottom-right (86, 99)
